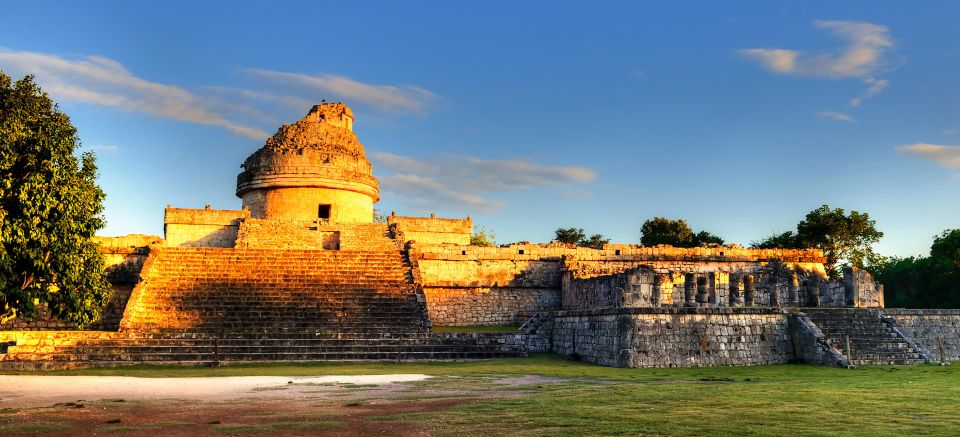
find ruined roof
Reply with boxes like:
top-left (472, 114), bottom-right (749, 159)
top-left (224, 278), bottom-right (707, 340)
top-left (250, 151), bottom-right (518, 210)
top-left (260, 103), bottom-right (365, 158)
top-left (236, 103), bottom-right (379, 200)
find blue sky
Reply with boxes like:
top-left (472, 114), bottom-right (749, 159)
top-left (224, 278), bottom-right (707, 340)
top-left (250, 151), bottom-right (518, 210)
top-left (1, 1), bottom-right (958, 257)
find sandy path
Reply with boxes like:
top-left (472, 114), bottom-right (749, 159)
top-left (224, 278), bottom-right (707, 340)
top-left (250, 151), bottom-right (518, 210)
top-left (0, 374), bottom-right (430, 407)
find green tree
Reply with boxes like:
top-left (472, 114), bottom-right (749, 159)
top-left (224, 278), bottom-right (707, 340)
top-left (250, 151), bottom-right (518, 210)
top-left (553, 227), bottom-right (610, 249)
top-left (795, 205), bottom-right (884, 276)
top-left (470, 226), bottom-right (496, 247)
top-left (640, 217), bottom-right (723, 247)
top-left (692, 230), bottom-right (724, 246)
top-left (0, 73), bottom-right (110, 326)
top-left (870, 230), bottom-right (960, 309)
top-left (580, 234), bottom-right (610, 250)
top-left (554, 227), bottom-right (586, 245)
top-left (752, 231), bottom-right (800, 249)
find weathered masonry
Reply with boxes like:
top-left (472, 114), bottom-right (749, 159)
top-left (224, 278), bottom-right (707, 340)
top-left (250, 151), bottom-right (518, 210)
top-left (2, 103), bottom-right (957, 369)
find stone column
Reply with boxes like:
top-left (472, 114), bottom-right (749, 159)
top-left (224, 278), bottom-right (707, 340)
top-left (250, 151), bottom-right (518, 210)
top-left (651, 274), bottom-right (662, 307)
top-left (788, 274), bottom-right (799, 306)
top-left (684, 273), bottom-right (696, 307)
top-left (807, 276), bottom-right (821, 307)
top-left (696, 276), bottom-right (709, 305)
top-left (769, 277), bottom-right (781, 307)
top-left (729, 274), bottom-right (743, 307)
top-left (744, 275), bottom-right (755, 306)
top-left (708, 272), bottom-right (720, 306)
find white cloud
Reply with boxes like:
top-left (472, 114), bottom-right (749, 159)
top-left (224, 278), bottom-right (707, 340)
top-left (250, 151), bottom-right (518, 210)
top-left (90, 144), bottom-right (120, 154)
top-left (850, 77), bottom-right (888, 107)
top-left (246, 69), bottom-right (437, 114)
top-left (740, 20), bottom-right (895, 107)
top-left (0, 48), bottom-right (268, 139)
top-left (897, 143), bottom-right (960, 170)
top-left (0, 48), bottom-right (441, 140)
top-left (817, 110), bottom-right (857, 123)
top-left (740, 49), bottom-right (798, 74)
top-left (371, 152), bottom-right (596, 212)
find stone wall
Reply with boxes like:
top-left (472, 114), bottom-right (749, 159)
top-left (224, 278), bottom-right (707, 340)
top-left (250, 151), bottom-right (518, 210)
top-left (423, 287), bottom-right (560, 326)
top-left (551, 308), bottom-right (793, 367)
top-left (389, 215), bottom-right (472, 246)
top-left (240, 186), bottom-right (375, 223)
top-left (563, 266), bottom-right (657, 309)
top-left (884, 309), bottom-right (960, 361)
top-left (164, 206), bottom-right (247, 247)
top-left (845, 267), bottom-right (884, 308)
top-left (235, 220), bottom-right (397, 251)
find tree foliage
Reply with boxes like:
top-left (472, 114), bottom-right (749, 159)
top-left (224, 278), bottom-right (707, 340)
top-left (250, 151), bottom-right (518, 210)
top-left (752, 205), bottom-right (883, 277)
top-left (639, 217), bottom-right (724, 247)
top-left (470, 226), bottom-right (496, 247)
top-left (553, 227), bottom-right (610, 249)
top-left (870, 230), bottom-right (960, 309)
top-left (0, 72), bottom-right (110, 326)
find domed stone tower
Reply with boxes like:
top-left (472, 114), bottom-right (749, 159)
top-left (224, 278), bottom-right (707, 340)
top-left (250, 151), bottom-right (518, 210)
top-left (236, 103), bottom-right (379, 222)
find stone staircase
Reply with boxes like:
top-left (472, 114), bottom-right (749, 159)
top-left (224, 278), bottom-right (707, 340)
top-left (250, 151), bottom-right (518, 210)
top-left (0, 331), bottom-right (526, 370)
top-left (119, 248), bottom-right (421, 333)
top-left (805, 309), bottom-right (927, 366)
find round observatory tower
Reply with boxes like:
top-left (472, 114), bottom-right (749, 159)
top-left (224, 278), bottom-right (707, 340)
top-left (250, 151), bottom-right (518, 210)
top-left (236, 103), bottom-right (379, 222)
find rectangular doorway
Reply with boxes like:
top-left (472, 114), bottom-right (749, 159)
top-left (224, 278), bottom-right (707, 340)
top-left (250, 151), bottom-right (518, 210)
top-left (318, 204), bottom-right (331, 220)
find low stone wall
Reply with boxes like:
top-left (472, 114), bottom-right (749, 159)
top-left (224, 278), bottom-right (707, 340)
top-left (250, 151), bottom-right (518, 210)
top-left (551, 308), bottom-right (792, 367)
top-left (389, 215), bottom-right (471, 246)
top-left (164, 206), bottom-right (247, 248)
top-left (884, 309), bottom-right (960, 361)
top-left (235, 218), bottom-right (339, 249)
top-left (423, 287), bottom-right (560, 326)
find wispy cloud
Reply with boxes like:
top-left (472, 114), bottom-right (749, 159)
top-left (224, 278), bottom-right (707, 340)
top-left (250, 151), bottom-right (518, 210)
top-left (0, 48), bottom-right (268, 139)
top-left (897, 143), bottom-right (960, 170)
top-left (371, 152), bottom-right (596, 212)
top-left (740, 20), bottom-right (896, 108)
top-left (817, 110), bottom-right (857, 123)
top-left (850, 77), bottom-right (888, 107)
top-left (0, 48), bottom-right (440, 140)
top-left (246, 69), bottom-right (438, 114)
top-left (90, 144), bottom-right (120, 154)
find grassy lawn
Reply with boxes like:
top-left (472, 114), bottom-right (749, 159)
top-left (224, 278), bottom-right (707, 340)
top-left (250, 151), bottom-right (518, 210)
top-left (2, 355), bottom-right (958, 436)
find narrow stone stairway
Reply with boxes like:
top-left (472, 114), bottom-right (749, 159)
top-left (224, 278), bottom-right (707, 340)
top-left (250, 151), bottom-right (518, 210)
top-left (804, 309), bottom-right (926, 366)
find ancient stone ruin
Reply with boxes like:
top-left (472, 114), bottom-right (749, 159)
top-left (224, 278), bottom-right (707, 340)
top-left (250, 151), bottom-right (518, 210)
top-left (2, 103), bottom-right (958, 369)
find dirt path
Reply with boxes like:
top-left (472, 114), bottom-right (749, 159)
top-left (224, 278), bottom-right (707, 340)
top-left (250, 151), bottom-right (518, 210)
top-left (0, 374), bottom-right (431, 407)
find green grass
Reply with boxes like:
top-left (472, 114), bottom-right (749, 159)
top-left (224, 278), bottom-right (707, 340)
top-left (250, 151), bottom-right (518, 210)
top-left (386, 364), bottom-right (960, 436)
top-left (431, 324), bottom-right (520, 333)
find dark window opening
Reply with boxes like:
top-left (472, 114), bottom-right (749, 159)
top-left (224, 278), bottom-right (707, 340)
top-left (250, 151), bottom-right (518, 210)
top-left (518, 249), bottom-right (525, 255)
top-left (615, 249), bottom-right (621, 255)
top-left (318, 204), bottom-right (331, 219)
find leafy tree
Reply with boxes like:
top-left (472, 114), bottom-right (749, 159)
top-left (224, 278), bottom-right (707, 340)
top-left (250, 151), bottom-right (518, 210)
top-left (752, 205), bottom-right (883, 277)
top-left (470, 226), bottom-right (496, 247)
top-left (0, 73), bottom-right (110, 326)
top-left (553, 227), bottom-right (609, 249)
top-left (752, 231), bottom-right (799, 249)
top-left (554, 227), bottom-right (586, 245)
top-left (580, 234), bottom-right (610, 250)
top-left (692, 230), bottom-right (724, 246)
top-left (640, 217), bottom-right (723, 247)
top-left (795, 205), bottom-right (884, 276)
top-left (372, 208), bottom-right (388, 223)
top-left (870, 230), bottom-right (960, 309)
